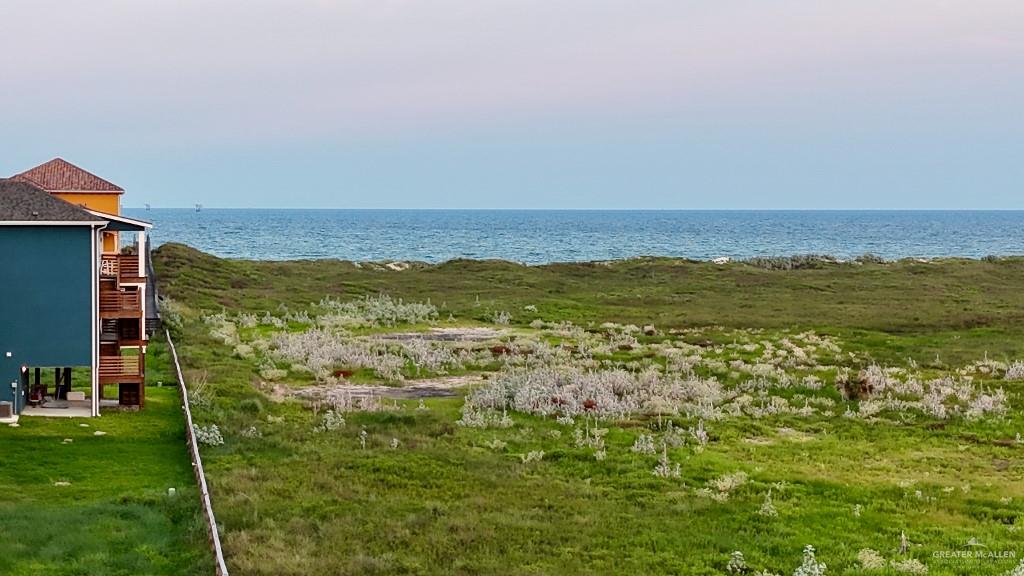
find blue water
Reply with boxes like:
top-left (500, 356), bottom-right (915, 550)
top-left (123, 209), bottom-right (1024, 264)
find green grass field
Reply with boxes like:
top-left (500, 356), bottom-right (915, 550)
top-left (0, 340), bottom-right (212, 576)
top-left (154, 244), bottom-right (1024, 576)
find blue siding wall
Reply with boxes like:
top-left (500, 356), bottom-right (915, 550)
top-left (0, 226), bottom-right (94, 412)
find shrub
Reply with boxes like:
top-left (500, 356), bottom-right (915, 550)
top-left (194, 424), bottom-right (224, 446)
top-left (157, 296), bottom-right (187, 332)
top-left (520, 450), bottom-right (544, 463)
top-left (728, 551), bottom-right (747, 574)
top-left (743, 255), bottom-right (838, 271)
top-left (239, 397), bottom-right (265, 414)
top-left (319, 294), bottom-right (438, 327)
top-left (792, 545), bottom-right (826, 576)
top-left (759, 489), bottom-right (778, 517)
top-left (856, 549), bottom-right (885, 570)
top-left (652, 446), bottom-right (681, 478)
top-left (631, 433), bottom-right (656, 455)
top-left (1005, 362), bottom-right (1024, 381)
top-left (855, 253), bottom-right (887, 264)
top-left (314, 410), bottom-right (346, 433)
top-left (259, 367), bottom-right (288, 381)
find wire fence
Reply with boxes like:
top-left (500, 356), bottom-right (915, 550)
top-left (166, 327), bottom-right (230, 575)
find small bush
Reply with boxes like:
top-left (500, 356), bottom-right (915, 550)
top-left (743, 255), bottom-right (839, 271)
top-left (239, 397), bottom-right (265, 414)
top-left (194, 424), bottom-right (224, 446)
top-left (855, 253), bottom-right (886, 264)
top-left (1005, 361), bottom-right (1024, 381)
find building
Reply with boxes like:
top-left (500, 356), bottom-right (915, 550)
top-left (0, 160), bottom-right (156, 419)
top-left (13, 157), bottom-right (127, 253)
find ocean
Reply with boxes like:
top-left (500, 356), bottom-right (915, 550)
top-left (123, 209), bottom-right (1024, 264)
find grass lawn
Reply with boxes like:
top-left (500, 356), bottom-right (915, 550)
top-left (155, 244), bottom-right (1024, 576)
top-left (0, 340), bottom-right (213, 576)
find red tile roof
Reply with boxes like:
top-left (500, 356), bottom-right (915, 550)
top-left (13, 158), bottom-right (124, 193)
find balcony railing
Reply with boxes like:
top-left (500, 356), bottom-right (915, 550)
top-left (100, 290), bottom-right (142, 316)
top-left (100, 254), bottom-right (144, 283)
top-left (99, 355), bottom-right (144, 384)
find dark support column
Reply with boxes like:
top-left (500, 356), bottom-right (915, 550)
top-left (34, 367), bottom-right (40, 387)
top-left (55, 367), bottom-right (70, 400)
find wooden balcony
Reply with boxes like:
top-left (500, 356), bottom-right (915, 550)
top-left (100, 254), bottom-right (145, 284)
top-left (99, 355), bottom-right (144, 384)
top-left (99, 289), bottom-right (142, 318)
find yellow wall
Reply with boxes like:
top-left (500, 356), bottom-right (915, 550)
top-left (52, 192), bottom-right (121, 215)
top-left (103, 231), bottom-right (118, 253)
top-left (52, 192), bottom-right (122, 252)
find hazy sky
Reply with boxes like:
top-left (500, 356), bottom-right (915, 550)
top-left (1, 1), bottom-right (1021, 209)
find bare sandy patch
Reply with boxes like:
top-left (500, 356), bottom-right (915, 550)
top-left (776, 427), bottom-right (816, 443)
top-left (289, 375), bottom-right (481, 402)
top-left (379, 327), bottom-right (504, 342)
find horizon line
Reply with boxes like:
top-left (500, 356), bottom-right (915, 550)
top-left (124, 207), bottom-right (1024, 212)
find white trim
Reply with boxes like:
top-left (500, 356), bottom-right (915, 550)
top-left (138, 231), bottom-right (147, 277)
top-left (0, 221), bottom-right (107, 226)
top-left (91, 224), bottom-right (102, 417)
top-left (84, 209), bottom-right (153, 229)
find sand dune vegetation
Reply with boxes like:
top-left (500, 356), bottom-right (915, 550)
top-left (155, 244), bottom-right (1024, 576)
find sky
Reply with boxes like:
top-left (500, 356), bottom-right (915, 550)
top-left (0, 1), bottom-right (1021, 209)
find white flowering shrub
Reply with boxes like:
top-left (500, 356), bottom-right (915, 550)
top-left (314, 410), bottom-right (346, 433)
top-left (319, 294), bottom-right (437, 327)
top-left (652, 446), bottom-right (681, 479)
top-left (856, 549), bottom-right (885, 570)
top-left (759, 489), bottom-right (778, 517)
top-left (400, 338), bottom-right (464, 375)
top-left (482, 439), bottom-right (507, 451)
top-left (157, 296), bottom-right (186, 332)
top-left (1005, 362), bottom-right (1024, 381)
top-left (689, 420), bottom-right (710, 453)
top-left (491, 310), bottom-right (513, 325)
top-left (259, 312), bottom-right (287, 328)
top-left (194, 424), bottom-right (224, 446)
top-left (792, 545), bottom-right (826, 576)
top-left (631, 433), bottom-right (657, 455)
top-left (728, 551), bottom-right (747, 574)
top-left (520, 450), bottom-right (545, 463)
top-left (456, 403), bottom-right (514, 429)
top-left (269, 329), bottom-right (408, 381)
top-left (259, 367), bottom-right (288, 381)
top-left (203, 313), bottom-right (240, 346)
top-left (235, 312), bottom-right (258, 328)
top-left (697, 471), bottom-right (748, 502)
